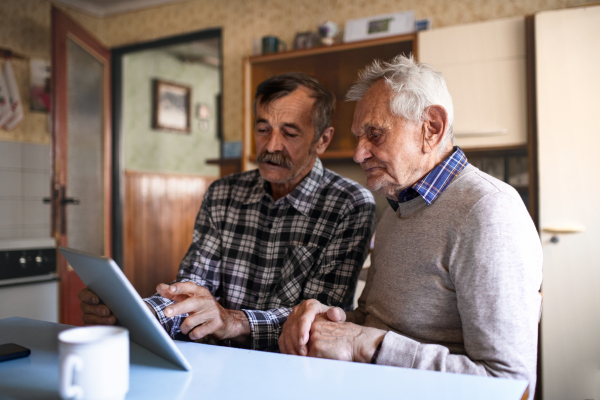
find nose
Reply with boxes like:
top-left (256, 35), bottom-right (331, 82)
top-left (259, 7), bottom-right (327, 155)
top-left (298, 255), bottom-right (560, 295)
top-left (265, 130), bottom-right (284, 153)
top-left (353, 138), bottom-right (372, 164)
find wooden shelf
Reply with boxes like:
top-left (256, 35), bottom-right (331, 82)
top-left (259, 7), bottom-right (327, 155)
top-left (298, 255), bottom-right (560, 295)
top-left (242, 34), bottom-right (417, 168)
top-left (206, 158), bottom-right (242, 177)
top-left (248, 34), bottom-right (417, 63)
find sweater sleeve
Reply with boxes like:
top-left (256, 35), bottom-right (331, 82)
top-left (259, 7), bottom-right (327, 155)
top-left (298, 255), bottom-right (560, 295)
top-left (374, 191), bottom-right (542, 398)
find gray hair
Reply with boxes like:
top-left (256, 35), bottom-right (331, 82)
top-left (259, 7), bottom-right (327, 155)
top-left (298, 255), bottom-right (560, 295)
top-left (346, 54), bottom-right (455, 150)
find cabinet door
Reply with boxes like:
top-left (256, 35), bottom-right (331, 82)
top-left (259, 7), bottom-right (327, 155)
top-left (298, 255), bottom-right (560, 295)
top-left (418, 17), bottom-right (527, 149)
top-left (536, 6), bottom-right (600, 400)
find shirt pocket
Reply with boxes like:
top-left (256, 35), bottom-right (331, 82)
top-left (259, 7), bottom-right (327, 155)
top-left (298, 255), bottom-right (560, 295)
top-left (275, 244), bottom-right (322, 307)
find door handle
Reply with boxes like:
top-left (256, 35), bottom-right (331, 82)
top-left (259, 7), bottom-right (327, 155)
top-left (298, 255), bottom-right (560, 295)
top-left (61, 197), bottom-right (80, 205)
top-left (43, 197), bottom-right (80, 205)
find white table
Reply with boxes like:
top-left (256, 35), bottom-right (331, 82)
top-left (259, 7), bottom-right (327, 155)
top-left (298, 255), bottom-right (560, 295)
top-left (0, 317), bottom-right (528, 399)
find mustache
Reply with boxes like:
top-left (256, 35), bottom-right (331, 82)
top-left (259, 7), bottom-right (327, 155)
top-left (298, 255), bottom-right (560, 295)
top-left (257, 151), bottom-right (293, 170)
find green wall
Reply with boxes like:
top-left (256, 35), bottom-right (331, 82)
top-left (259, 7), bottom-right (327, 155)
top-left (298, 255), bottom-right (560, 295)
top-left (122, 49), bottom-right (220, 175)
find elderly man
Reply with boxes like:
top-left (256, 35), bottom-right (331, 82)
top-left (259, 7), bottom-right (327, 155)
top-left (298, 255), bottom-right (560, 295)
top-left (279, 56), bottom-right (542, 396)
top-left (80, 72), bottom-right (376, 351)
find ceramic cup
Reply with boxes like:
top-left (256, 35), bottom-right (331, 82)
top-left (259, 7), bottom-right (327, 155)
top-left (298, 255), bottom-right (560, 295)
top-left (262, 35), bottom-right (287, 54)
top-left (59, 326), bottom-right (129, 400)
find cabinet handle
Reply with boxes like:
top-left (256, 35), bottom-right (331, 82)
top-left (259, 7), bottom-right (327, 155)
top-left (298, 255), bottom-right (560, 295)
top-left (542, 226), bottom-right (585, 234)
top-left (454, 129), bottom-right (507, 137)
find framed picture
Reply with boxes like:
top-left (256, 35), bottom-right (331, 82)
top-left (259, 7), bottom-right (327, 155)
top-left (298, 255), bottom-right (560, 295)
top-left (153, 79), bottom-right (191, 133)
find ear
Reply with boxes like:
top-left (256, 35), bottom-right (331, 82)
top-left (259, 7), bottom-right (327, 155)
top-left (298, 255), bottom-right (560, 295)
top-left (314, 127), bottom-right (334, 155)
top-left (422, 105), bottom-right (449, 154)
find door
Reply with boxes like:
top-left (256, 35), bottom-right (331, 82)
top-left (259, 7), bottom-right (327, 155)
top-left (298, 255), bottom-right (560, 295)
top-left (51, 8), bottom-right (112, 326)
top-left (536, 5), bottom-right (600, 400)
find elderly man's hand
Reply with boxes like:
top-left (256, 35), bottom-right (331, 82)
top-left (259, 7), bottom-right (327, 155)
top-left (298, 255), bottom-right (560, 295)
top-left (157, 282), bottom-right (250, 342)
top-left (79, 287), bottom-right (116, 326)
top-left (279, 299), bottom-right (347, 356)
top-left (307, 316), bottom-right (386, 363)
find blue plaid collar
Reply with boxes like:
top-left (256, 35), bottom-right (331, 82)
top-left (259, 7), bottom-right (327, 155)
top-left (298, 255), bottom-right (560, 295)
top-left (246, 157), bottom-right (323, 216)
top-left (387, 146), bottom-right (468, 211)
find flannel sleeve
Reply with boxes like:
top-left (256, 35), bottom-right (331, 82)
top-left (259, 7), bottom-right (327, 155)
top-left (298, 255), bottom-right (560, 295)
top-left (143, 191), bottom-right (222, 339)
top-left (242, 194), bottom-right (377, 350)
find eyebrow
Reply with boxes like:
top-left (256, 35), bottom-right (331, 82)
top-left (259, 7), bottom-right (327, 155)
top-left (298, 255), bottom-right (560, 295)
top-left (352, 123), bottom-right (383, 138)
top-left (254, 119), bottom-right (302, 132)
top-left (282, 122), bottom-right (301, 132)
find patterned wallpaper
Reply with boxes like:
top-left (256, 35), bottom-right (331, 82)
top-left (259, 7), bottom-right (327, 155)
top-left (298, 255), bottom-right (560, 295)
top-left (0, 0), bottom-right (102, 144)
top-left (0, 0), bottom-right (596, 144)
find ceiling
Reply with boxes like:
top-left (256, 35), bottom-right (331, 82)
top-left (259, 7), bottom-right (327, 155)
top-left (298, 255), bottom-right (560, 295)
top-left (162, 38), bottom-right (221, 67)
top-left (50, 0), bottom-right (189, 17)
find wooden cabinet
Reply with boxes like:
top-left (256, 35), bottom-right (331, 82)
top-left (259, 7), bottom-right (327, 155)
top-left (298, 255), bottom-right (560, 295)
top-left (418, 17), bottom-right (528, 150)
top-left (242, 34), bottom-right (415, 170)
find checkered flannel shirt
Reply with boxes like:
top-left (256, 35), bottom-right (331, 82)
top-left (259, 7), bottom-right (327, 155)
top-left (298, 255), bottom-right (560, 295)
top-left (145, 158), bottom-right (376, 351)
top-left (388, 146), bottom-right (469, 210)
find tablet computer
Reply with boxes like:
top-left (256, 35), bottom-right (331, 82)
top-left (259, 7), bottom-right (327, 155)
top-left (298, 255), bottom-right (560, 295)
top-left (59, 247), bottom-right (192, 371)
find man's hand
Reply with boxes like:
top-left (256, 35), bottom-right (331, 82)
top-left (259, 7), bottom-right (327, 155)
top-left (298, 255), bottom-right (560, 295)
top-left (279, 299), bottom-right (347, 356)
top-left (157, 282), bottom-right (250, 342)
top-left (79, 287), bottom-right (116, 326)
top-left (307, 317), bottom-right (386, 363)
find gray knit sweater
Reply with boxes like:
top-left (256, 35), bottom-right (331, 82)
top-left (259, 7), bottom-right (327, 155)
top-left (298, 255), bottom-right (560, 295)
top-left (353, 164), bottom-right (542, 398)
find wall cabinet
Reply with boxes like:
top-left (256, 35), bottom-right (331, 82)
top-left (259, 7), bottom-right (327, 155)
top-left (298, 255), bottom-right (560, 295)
top-left (418, 17), bottom-right (528, 150)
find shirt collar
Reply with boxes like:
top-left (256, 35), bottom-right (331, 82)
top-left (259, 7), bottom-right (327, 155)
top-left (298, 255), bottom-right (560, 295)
top-left (244, 157), bottom-right (324, 216)
top-left (387, 146), bottom-right (468, 211)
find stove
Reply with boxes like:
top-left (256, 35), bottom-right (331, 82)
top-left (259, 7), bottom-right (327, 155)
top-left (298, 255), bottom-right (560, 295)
top-left (0, 238), bottom-right (59, 322)
top-left (0, 238), bottom-right (57, 285)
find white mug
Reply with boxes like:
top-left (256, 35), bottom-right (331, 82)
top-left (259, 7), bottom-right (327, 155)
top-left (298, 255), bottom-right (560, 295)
top-left (58, 326), bottom-right (129, 400)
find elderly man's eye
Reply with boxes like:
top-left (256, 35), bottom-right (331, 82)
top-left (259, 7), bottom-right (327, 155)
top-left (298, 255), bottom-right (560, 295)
top-left (369, 131), bottom-right (381, 141)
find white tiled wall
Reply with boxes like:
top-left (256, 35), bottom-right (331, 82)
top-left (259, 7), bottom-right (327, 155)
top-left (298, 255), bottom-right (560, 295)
top-left (0, 141), bottom-right (51, 239)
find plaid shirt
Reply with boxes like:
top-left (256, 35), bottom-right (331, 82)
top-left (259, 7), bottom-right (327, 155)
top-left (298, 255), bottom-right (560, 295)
top-left (389, 146), bottom-right (469, 210)
top-left (145, 158), bottom-right (376, 351)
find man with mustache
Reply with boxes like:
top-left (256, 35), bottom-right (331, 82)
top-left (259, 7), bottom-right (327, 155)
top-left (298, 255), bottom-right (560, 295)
top-left (279, 56), bottom-right (542, 397)
top-left (79, 73), bottom-right (376, 351)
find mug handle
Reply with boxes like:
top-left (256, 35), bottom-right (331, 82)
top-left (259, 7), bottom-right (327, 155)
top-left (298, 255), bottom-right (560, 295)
top-left (60, 354), bottom-right (84, 400)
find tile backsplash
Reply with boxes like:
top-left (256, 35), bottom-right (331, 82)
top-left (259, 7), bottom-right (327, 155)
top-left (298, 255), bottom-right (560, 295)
top-left (0, 141), bottom-right (51, 239)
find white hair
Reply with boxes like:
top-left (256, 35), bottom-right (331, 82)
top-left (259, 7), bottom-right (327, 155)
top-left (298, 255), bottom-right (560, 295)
top-left (346, 54), bottom-right (455, 151)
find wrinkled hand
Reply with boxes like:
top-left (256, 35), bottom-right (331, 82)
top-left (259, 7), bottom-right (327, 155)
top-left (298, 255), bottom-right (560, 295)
top-left (307, 318), bottom-right (386, 363)
top-left (279, 299), bottom-right (347, 356)
top-left (79, 287), bottom-right (116, 326)
top-left (157, 282), bottom-right (250, 342)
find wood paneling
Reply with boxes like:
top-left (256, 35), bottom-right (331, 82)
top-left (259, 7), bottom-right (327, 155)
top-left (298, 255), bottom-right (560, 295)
top-left (123, 170), bottom-right (216, 298)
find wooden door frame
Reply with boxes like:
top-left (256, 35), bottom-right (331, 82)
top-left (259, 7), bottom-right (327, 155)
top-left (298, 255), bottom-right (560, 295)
top-left (51, 7), bottom-right (112, 325)
top-left (110, 27), bottom-right (222, 268)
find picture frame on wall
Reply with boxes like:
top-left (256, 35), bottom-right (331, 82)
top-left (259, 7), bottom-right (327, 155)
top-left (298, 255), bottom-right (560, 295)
top-left (153, 79), bottom-right (191, 133)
